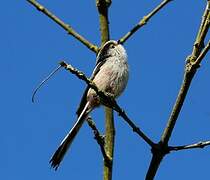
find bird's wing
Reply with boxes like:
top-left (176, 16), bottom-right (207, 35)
top-left (76, 51), bottom-right (110, 116)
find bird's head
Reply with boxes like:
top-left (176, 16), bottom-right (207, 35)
top-left (96, 40), bottom-right (127, 62)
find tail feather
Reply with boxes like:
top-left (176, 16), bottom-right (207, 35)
top-left (50, 102), bottom-right (90, 170)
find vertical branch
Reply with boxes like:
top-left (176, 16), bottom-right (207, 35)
top-left (103, 106), bottom-right (115, 180)
top-left (96, 0), bottom-right (111, 44)
top-left (96, 1), bottom-right (114, 180)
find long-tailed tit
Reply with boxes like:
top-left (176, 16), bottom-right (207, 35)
top-left (49, 40), bottom-right (129, 170)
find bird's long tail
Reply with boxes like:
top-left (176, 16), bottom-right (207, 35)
top-left (50, 102), bottom-right (90, 170)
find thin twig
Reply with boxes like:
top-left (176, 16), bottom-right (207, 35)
top-left (193, 40), bottom-right (210, 66)
top-left (27, 0), bottom-right (99, 53)
top-left (118, 0), bottom-right (172, 44)
top-left (169, 141), bottom-right (210, 151)
top-left (86, 117), bottom-right (112, 164)
top-left (59, 61), bottom-right (155, 148)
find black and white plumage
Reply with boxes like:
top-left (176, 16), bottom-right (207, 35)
top-left (50, 40), bottom-right (129, 170)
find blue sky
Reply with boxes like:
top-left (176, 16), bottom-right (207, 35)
top-left (1, 1), bottom-right (210, 180)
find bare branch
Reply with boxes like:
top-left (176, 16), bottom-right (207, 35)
top-left (169, 141), bottom-right (210, 151)
top-left (110, 101), bottom-right (156, 148)
top-left (96, 0), bottom-right (111, 44)
top-left (27, 0), bottom-right (99, 53)
top-left (95, 1), bottom-right (113, 179)
top-left (118, 0), bottom-right (172, 44)
top-left (59, 61), bottom-right (100, 95)
top-left (59, 61), bottom-right (155, 148)
top-left (86, 116), bottom-right (112, 164)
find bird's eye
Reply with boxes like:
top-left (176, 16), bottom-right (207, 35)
top-left (110, 44), bottom-right (115, 49)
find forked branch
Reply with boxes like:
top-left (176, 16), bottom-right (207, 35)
top-left (146, 1), bottom-right (210, 179)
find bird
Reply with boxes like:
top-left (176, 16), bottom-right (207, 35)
top-left (49, 40), bottom-right (129, 170)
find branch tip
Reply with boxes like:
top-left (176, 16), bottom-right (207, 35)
top-left (27, 0), bottom-right (98, 53)
top-left (119, 0), bottom-right (172, 44)
top-left (169, 140), bottom-right (210, 152)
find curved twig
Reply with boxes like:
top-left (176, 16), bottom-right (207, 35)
top-left (32, 65), bottom-right (62, 103)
